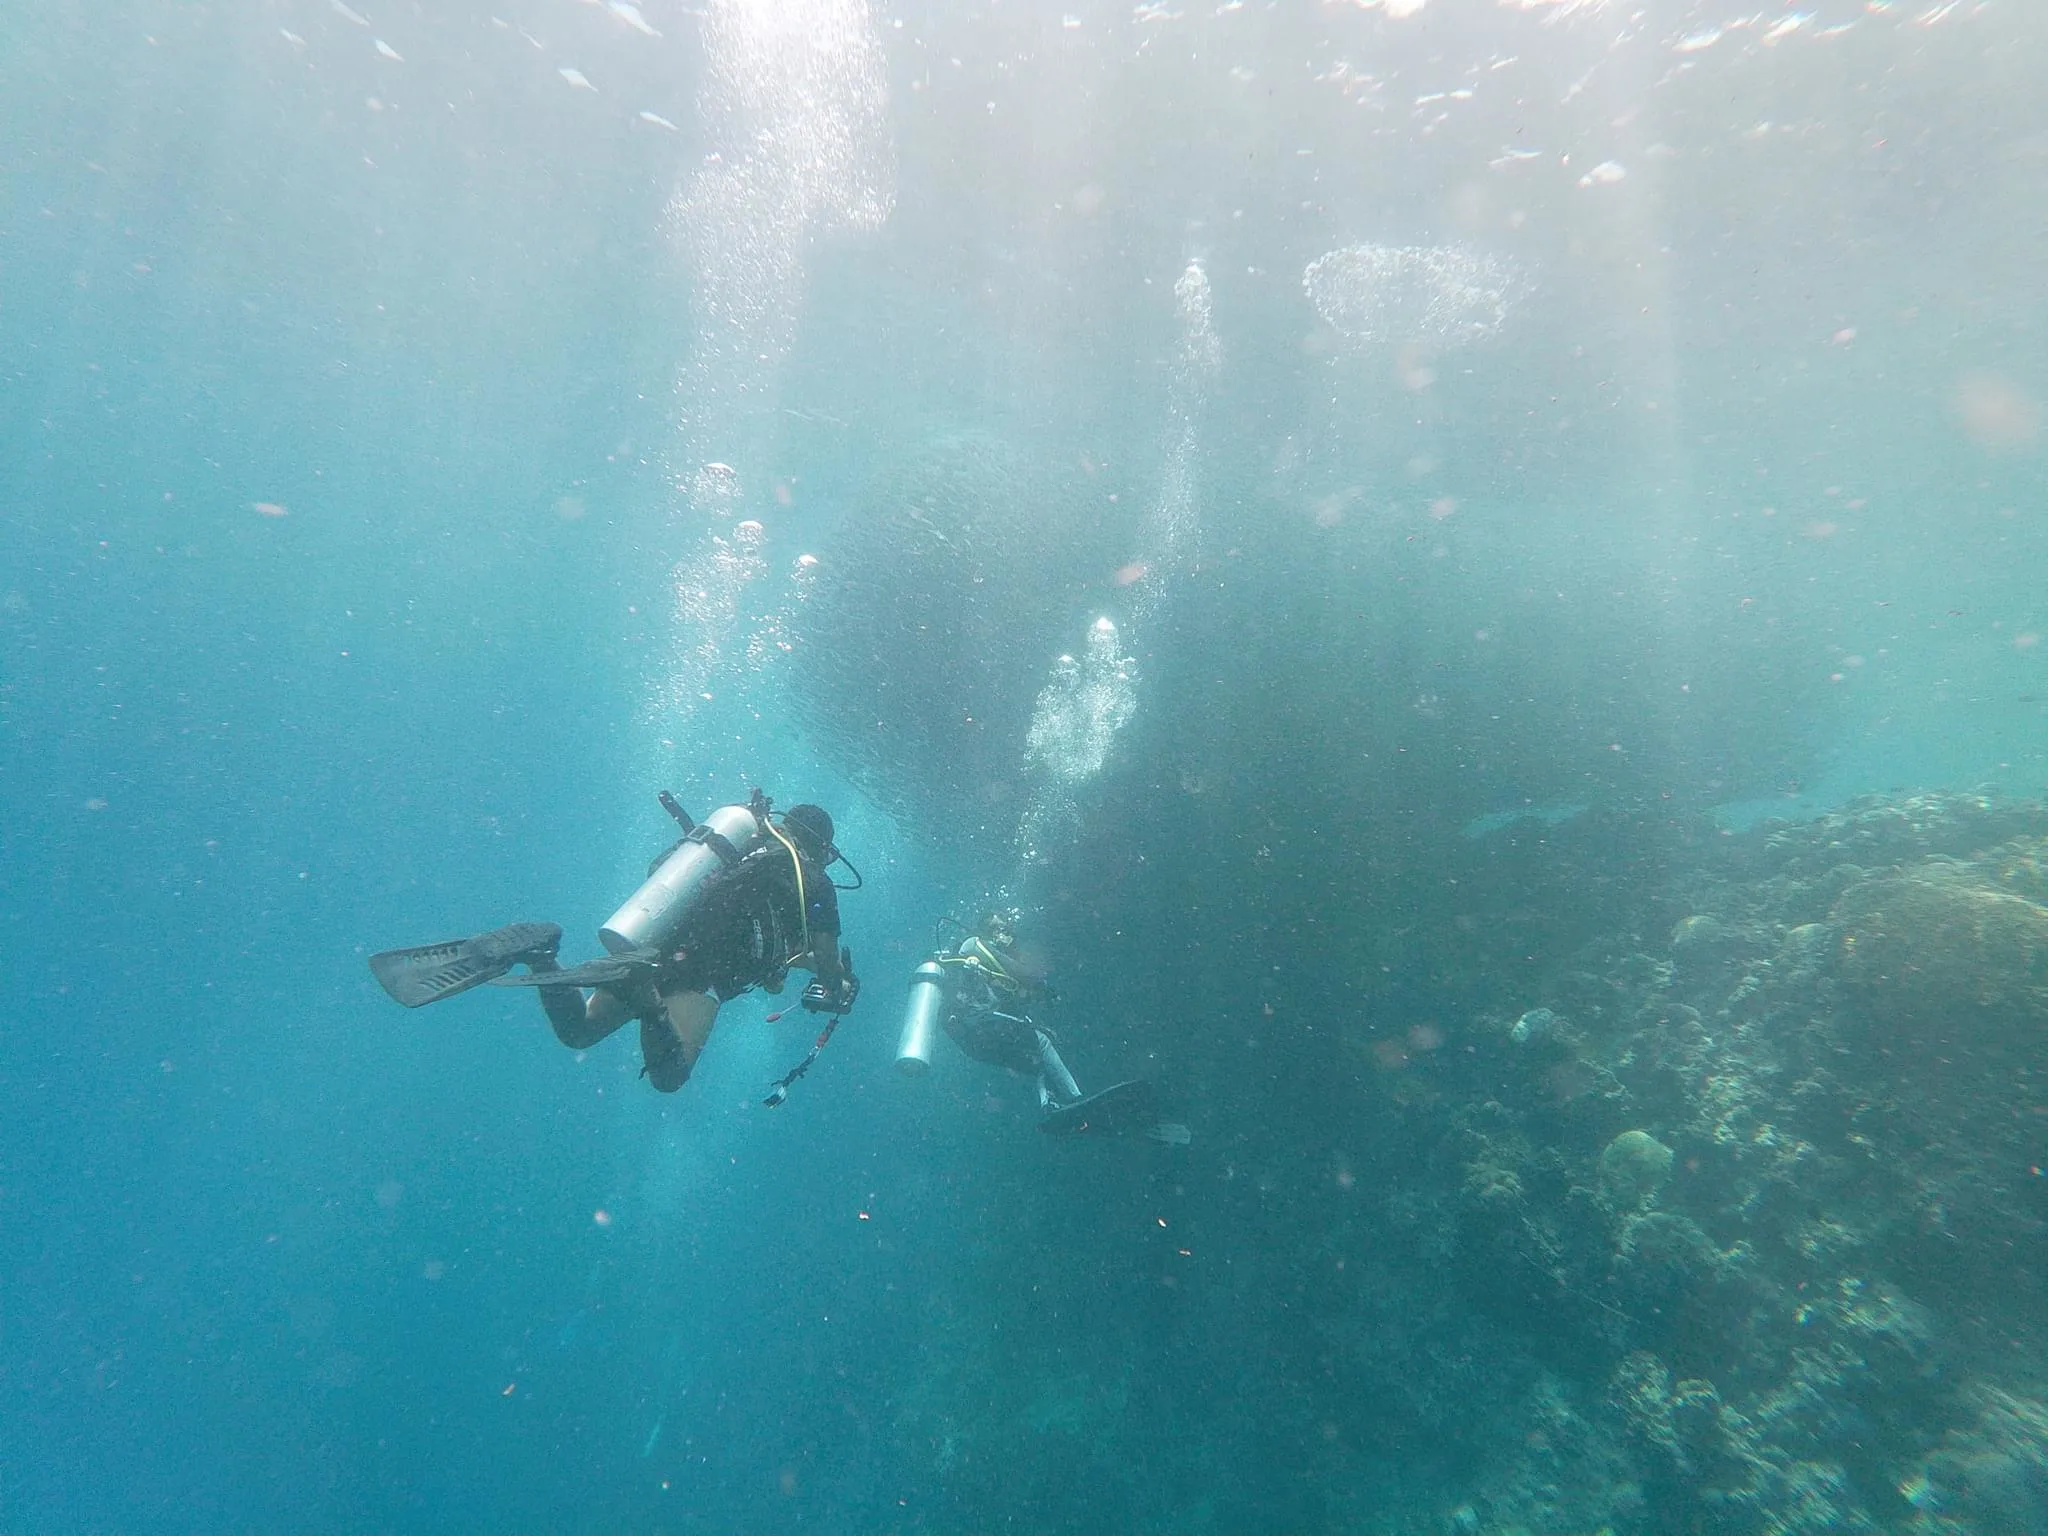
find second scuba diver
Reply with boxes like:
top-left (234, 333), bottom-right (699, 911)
top-left (896, 910), bottom-right (1189, 1143)
top-left (368, 790), bottom-right (860, 1094)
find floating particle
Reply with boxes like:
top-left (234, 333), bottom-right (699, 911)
top-left (252, 501), bottom-right (288, 517)
top-left (330, 0), bottom-right (369, 24)
top-left (373, 37), bottom-right (403, 60)
top-left (592, 1208), bottom-right (613, 1227)
top-left (1577, 160), bottom-right (1626, 186)
top-left (559, 66), bottom-right (595, 90)
top-left (280, 28), bottom-right (307, 46)
top-left (637, 110), bottom-right (679, 130)
top-left (1955, 373), bottom-right (2040, 450)
top-left (607, 0), bottom-right (660, 34)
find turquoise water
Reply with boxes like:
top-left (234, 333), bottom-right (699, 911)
top-left (4, 2), bottom-right (2047, 1531)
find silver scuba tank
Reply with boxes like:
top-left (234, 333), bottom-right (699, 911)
top-left (598, 802), bottom-right (766, 955)
top-left (895, 959), bottom-right (948, 1075)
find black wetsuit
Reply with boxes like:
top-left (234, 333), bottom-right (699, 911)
top-left (939, 941), bottom-right (1080, 1108)
top-left (664, 843), bottom-right (839, 999)
top-left (943, 960), bottom-right (1043, 1074)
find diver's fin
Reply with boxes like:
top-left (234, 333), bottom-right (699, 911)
top-left (1038, 1079), bottom-right (1182, 1140)
top-left (368, 922), bottom-right (562, 1008)
top-left (490, 947), bottom-right (663, 990)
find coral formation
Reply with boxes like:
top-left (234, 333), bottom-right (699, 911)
top-left (1597, 1131), bottom-right (1674, 1209)
top-left (1833, 869), bottom-right (2048, 1037)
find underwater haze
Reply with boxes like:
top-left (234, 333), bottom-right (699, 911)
top-left (6, 0), bottom-right (2048, 1532)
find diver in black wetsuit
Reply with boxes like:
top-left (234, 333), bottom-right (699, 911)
top-left (369, 794), bottom-right (859, 1094)
top-left (898, 911), bottom-right (1189, 1143)
top-left (934, 910), bottom-right (1082, 1111)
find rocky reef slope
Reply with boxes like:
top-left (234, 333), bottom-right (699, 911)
top-left (1418, 793), bottom-right (2048, 1535)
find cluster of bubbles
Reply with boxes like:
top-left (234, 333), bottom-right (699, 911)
top-left (1301, 243), bottom-right (1520, 347)
top-left (788, 263), bottom-right (1217, 895)
top-left (645, 518), bottom-right (771, 726)
top-left (742, 552), bottom-right (819, 673)
top-left (1025, 618), bottom-right (1139, 788)
top-left (667, 0), bottom-right (894, 510)
top-left (1174, 260), bottom-right (1223, 379)
top-left (1012, 617), bottom-right (1139, 878)
top-left (1127, 261), bottom-right (1221, 636)
top-left (791, 260), bottom-right (1220, 893)
top-left (645, 0), bottom-right (894, 754)
top-left (787, 435), bottom-right (1128, 857)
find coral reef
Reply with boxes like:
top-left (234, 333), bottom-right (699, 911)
top-left (1420, 792), bottom-right (2048, 1535)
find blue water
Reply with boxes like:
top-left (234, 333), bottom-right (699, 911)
top-left (6, 2), bottom-right (2048, 1532)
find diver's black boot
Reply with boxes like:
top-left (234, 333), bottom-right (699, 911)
top-left (463, 922), bottom-right (563, 968)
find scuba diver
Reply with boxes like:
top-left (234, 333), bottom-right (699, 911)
top-left (368, 791), bottom-right (860, 1096)
top-left (895, 911), bottom-right (1189, 1144)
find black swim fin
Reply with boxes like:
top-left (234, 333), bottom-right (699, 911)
top-left (368, 922), bottom-right (562, 1008)
top-left (490, 947), bottom-right (663, 991)
top-left (1038, 1080), bottom-right (1191, 1145)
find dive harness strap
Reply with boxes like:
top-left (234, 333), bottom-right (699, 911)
top-left (683, 820), bottom-right (746, 869)
top-left (938, 941), bottom-right (1023, 1001)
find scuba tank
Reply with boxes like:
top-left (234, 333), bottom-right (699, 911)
top-left (895, 959), bottom-right (948, 1075)
top-left (598, 800), bottom-right (766, 956)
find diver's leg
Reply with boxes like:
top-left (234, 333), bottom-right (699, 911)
top-left (1035, 1029), bottom-right (1082, 1109)
top-left (520, 955), bottom-right (635, 1050)
top-left (640, 990), bottom-right (719, 1092)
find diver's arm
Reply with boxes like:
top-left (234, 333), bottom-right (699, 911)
top-left (807, 928), bottom-right (844, 985)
